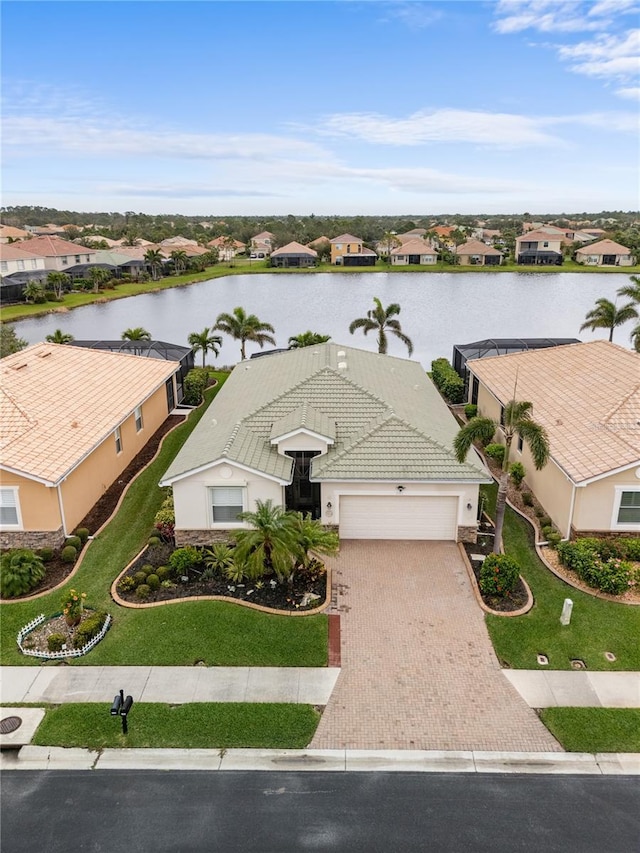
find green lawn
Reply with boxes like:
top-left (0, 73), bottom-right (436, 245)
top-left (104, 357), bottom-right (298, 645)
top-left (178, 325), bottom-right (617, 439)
top-left (0, 373), bottom-right (327, 667)
top-left (539, 708), bottom-right (640, 753)
top-left (482, 485), bottom-right (640, 671)
top-left (31, 703), bottom-right (320, 749)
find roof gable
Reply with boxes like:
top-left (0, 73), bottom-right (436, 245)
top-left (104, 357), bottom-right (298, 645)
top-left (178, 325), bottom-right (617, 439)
top-left (270, 403), bottom-right (336, 442)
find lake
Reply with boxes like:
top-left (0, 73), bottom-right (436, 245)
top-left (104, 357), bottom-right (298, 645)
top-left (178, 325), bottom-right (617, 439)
top-left (11, 271), bottom-right (632, 368)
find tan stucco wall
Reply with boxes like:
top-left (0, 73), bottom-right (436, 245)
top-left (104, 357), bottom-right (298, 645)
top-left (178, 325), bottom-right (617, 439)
top-left (0, 471), bottom-right (61, 531)
top-left (574, 467), bottom-right (640, 534)
top-left (331, 241), bottom-right (362, 263)
top-left (391, 254), bottom-right (437, 265)
top-left (172, 462), bottom-right (284, 532)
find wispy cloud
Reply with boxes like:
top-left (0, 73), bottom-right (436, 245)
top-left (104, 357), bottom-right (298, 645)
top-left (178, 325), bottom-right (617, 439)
top-left (493, 1), bottom-right (605, 34)
top-left (376, 1), bottom-right (443, 30)
top-left (616, 86), bottom-right (640, 100)
top-left (103, 184), bottom-right (284, 199)
top-left (557, 29), bottom-right (640, 81)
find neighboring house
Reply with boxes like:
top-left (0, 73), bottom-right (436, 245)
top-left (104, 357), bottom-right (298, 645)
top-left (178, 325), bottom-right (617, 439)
top-left (0, 343), bottom-right (180, 550)
top-left (575, 239), bottom-right (634, 267)
top-left (207, 236), bottom-right (246, 260)
top-left (160, 343), bottom-right (490, 545)
top-left (0, 225), bottom-right (30, 243)
top-left (270, 242), bottom-right (318, 268)
top-left (89, 250), bottom-right (147, 278)
top-left (390, 239), bottom-right (438, 265)
top-left (0, 244), bottom-right (47, 277)
top-left (15, 236), bottom-right (96, 271)
top-left (467, 341), bottom-right (640, 539)
top-left (250, 231), bottom-right (276, 253)
top-left (159, 236), bottom-right (199, 249)
top-left (535, 225), bottom-right (594, 244)
top-left (515, 231), bottom-right (563, 265)
top-left (330, 234), bottom-right (377, 266)
top-left (455, 240), bottom-right (503, 266)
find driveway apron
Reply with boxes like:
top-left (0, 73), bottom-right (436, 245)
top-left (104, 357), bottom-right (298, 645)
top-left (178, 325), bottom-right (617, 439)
top-left (311, 541), bottom-right (562, 751)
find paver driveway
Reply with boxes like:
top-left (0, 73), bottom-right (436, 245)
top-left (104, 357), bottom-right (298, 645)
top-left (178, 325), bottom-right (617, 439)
top-left (311, 541), bottom-right (562, 751)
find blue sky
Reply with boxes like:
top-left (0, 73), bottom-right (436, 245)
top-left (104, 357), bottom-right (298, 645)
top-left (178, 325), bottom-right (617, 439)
top-left (2, 0), bottom-right (639, 215)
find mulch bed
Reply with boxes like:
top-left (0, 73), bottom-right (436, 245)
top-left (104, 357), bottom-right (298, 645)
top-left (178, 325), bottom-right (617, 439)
top-left (462, 518), bottom-right (529, 612)
top-left (19, 608), bottom-right (105, 657)
top-left (117, 543), bottom-right (327, 612)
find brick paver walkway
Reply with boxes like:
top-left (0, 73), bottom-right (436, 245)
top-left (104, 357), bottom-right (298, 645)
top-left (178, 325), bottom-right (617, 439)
top-left (311, 541), bottom-right (562, 752)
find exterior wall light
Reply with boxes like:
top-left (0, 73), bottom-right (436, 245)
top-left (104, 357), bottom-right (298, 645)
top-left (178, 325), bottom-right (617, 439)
top-left (397, 485), bottom-right (405, 493)
top-left (326, 501), bottom-right (332, 509)
top-left (466, 502), bottom-right (473, 510)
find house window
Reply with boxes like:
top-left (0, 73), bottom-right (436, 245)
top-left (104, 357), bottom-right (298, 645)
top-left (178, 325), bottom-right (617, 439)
top-left (85, 255), bottom-right (91, 263)
top-left (210, 487), bottom-right (244, 524)
top-left (499, 406), bottom-right (505, 426)
top-left (114, 427), bottom-right (123, 454)
top-left (517, 434), bottom-right (524, 453)
top-left (617, 491), bottom-right (640, 525)
top-left (0, 488), bottom-right (20, 527)
top-left (335, 244), bottom-right (342, 250)
top-left (1, 261), bottom-right (7, 272)
top-left (62, 256), bottom-right (68, 265)
top-left (543, 241), bottom-right (549, 248)
top-left (17, 260), bottom-right (25, 270)
top-left (31, 259), bottom-right (38, 268)
top-left (134, 406), bottom-right (143, 432)
top-left (75, 255), bottom-right (81, 263)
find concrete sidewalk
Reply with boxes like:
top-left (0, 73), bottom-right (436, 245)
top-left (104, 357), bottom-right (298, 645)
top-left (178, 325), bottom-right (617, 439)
top-left (0, 666), bottom-right (341, 706)
top-left (504, 671), bottom-right (640, 708)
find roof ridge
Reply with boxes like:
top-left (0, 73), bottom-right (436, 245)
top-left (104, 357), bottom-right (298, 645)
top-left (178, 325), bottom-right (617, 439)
top-left (602, 381), bottom-right (640, 424)
top-left (222, 421), bottom-right (243, 456)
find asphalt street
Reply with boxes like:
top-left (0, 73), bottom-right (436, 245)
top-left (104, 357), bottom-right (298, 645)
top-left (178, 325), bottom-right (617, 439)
top-left (2, 771), bottom-right (639, 852)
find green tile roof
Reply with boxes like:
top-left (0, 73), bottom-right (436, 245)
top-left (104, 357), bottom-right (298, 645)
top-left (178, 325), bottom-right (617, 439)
top-left (161, 344), bottom-right (490, 485)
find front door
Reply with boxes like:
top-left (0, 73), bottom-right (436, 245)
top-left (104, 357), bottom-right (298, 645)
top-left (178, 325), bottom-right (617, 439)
top-left (285, 451), bottom-right (321, 518)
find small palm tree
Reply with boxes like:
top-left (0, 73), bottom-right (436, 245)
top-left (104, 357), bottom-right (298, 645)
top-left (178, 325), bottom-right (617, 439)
top-left (454, 401), bottom-right (550, 554)
top-left (23, 281), bottom-right (44, 304)
top-left (121, 327), bottom-right (151, 341)
top-left (45, 329), bottom-right (74, 344)
top-left (349, 296), bottom-right (413, 356)
top-left (46, 271), bottom-right (70, 300)
top-left (579, 297), bottom-right (637, 342)
top-left (293, 513), bottom-right (339, 568)
top-left (88, 266), bottom-right (110, 294)
top-left (144, 249), bottom-right (164, 281)
top-left (214, 306), bottom-right (276, 360)
top-left (288, 331), bottom-right (331, 349)
top-left (233, 499), bottom-right (300, 583)
top-left (188, 327), bottom-right (222, 368)
top-left (170, 249), bottom-right (188, 275)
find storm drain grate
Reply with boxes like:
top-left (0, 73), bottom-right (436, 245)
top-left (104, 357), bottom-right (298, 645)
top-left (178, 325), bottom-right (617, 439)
top-left (0, 716), bottom-right (22, 734)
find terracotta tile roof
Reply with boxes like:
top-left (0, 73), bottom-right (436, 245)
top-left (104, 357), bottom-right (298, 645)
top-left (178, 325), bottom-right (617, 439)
top-left (575, 239), bottom-right (631, 255)
top-left (271, 241), bottom-right (317, 257)
top-left (390, 239), bottom-right (437, 255)
top-left (207, 237), bottom-right (245, 249)
top-left (252, 231), bottom-right (275, 240)
top-left (0, 225), bottom-right (30, 239)
top-left (17, 236), bottom-right (96, 257)
top-left (467, 341), bottom-right (640, 483)
top-left (515, 230), bottom-right (562, 244)
top-left (456, 239), bottom-right (503, 256)
top-left (330, 234), bottom-right (363, 243)
top-left (0, 244), bottom-right (45, 261)
top-left (0, 343), bottom-right (178, 485)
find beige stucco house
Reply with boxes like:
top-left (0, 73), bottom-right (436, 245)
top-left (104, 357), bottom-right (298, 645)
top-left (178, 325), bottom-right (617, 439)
top-left (161, 344), bottom-right (490, 545)
top-left (330, 234), bottom-right (377, 266)
top-left (16, 236), bottom-right (96, 272)
top-left (0, 244), bottom-right (47, 276)
top-left (0, 225), bottom-right (30, 243)
top-left (467, 341), bottom-right (640, 539)
top-left (456, 239), bottom-right (503, 266)
top-left (390, 239), bottom-right (438, 265)
top-left (0, 344), bottom-right (180, 550)
top-left (575, 239), bottom-right (634, 267)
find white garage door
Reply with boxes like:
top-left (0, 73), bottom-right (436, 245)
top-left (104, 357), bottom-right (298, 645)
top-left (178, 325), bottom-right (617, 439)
top-left (339, 495), bottom-right (458, 540)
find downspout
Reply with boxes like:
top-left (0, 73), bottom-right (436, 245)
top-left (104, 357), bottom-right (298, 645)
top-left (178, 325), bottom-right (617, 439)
top-left (565, 481), bottom-right (576, 541)
top-left (56, 483), bottom-right (69, 537)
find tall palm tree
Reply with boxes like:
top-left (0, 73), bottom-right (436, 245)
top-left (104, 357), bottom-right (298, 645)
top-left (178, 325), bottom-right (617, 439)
top-left (630, 324), bottom-right (640, 353)
top-left (616, 274), bottom-right (640, 304)
top-left (45, 329), bottom-right (74, 344)
top-left (46, 271), bottom-right (70, 300)
top-left (379, 231), bottom-right (400, 264)
top-left (579, 297), bottom-right (637, 342)
top-left (170, 249), bottom-right (188, 275)
top-left (214, 306), bottom-right (276, 360)
top-left (121, 327), bottom-right (151, 341)
top-left (144, 248), bottom-right (164, 281)
top-left (288, 331), bottom-right (331, 349)
top-left (88, 266), bottom-right (110, 294)
top-left (233, 499), bottom-right (300, 583)
top-left (188, 327), bottom-right (222, 368)
top-left (23, 281), bottom-right (44, 304)
top-left (454, 401), bottom-right (550, 554)
top-left (349, 296), bottom-right (413, 356)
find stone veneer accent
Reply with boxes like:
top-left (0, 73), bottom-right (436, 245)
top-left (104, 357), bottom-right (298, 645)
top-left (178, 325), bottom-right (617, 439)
top-left (0, 527), bottom-right (66, 551)
top-left (457, 525), bottom-right (478, 544)
top-left (572, 528), bottom-right (639, 541)
top-left (175, 529), bottom-right (230, 546)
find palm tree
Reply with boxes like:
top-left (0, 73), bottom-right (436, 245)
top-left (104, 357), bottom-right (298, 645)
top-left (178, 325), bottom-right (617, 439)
top-left (170, 249), bottom-right (188, 275)
top-left (630, 324), bottom-right (640, 353)
top-left (579, 297), bottom-right (637, 342)
top-left (349, 296), bottom-right (413, 356)
top-left (233, 499), bottom-right (300, 583)
top-left (454, 401), bottom-right (550, 554)
top-left (214, 306), bottom-right (276, 360)
top-left (46, 271), bottom-right (70, 300)
top-left (288, 331), bottom-right (331, 349)
top-left (293, 513), bottom-right (339, 569)
top-left (23, 281), bottom-right (44, 304)
top-left (379, 231), bottom-right (400, 264)
top-left (616, 274), bottom-right (640, 304)
top-left (88, 266), bottom-right (110, 294)
top-left (144, 248), bottom-right (164, 281)
top-left (121, 327), bottom-right (151, 341)
top-left (188, 327), bottom-right (222, 368)
top-left (45, 329), bottom-right (74, 344)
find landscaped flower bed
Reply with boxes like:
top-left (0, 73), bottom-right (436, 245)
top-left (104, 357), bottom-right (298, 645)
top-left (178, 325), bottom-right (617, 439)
top-left (462, 519), bottom-right (529, 612)
top-left (18, 607), bottom-right (111, 659)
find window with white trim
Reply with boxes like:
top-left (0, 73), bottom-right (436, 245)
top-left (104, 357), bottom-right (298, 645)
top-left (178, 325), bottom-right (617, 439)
top-left (0, 488), bottom-right (20, 527)
top-left (617, 491), bottom-right (640, 525)
top-left (517, 434), bottom-right (524, 453)
top-left (210, 487), bottom-right (244, 524)
top-left (115, 426), bottom-right (123, 454)
top-left (134, 406), bottom-right (143, 432)
top-left (0, 262), bottom-right (7, 272)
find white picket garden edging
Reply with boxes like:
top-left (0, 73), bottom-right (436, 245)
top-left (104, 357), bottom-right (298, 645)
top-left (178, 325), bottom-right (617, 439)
top-left (17, 612), bottom-right (112, 659)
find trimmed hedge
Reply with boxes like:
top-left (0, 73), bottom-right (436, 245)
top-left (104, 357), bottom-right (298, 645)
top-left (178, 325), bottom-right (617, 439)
top-left (479, 553), bottom-right (520, 597)
top-left (556, 539), bottom-right (638, 595)
top-left (430, 358), bottom-right (465, 404)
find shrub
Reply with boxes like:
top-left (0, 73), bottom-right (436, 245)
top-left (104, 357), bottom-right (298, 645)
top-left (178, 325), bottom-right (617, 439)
top-left (183, 368), bottom-right (209, 406)
top-left (535, 507), bottom-right (545, 518)
top-left (146, 573), bottom-right (160, 591)
top-left (588, 560), bottom-right (634, 596)
top-left (509, 461), bottom-right (526, 488)
top-left (542, 525), bottom-right (554, 540)
top-left (0, 549), bottom-right (46, 598)
top-left (117, 575), bottom-right (137, 593)
top-left (38, 547), bottom-right (54, 562)
top-left (430, 358), bottom-right (465, 404)
top-left (64, 535), bottom-right (82, 551)
top-left (156, 565), bottom-right (171, 581)
top-left (225, 562), bottom-right (246, 583)
top-left (154, 492), bottom-right (175, 542)
top-left (74, 610), bottom-right (108, 648)
top-left (75, 528), bottom-right (90, 543)
top-left (464, 403), bottom-right (478, 420)
top-left (546, 532), bottom-right (562, 548)
top-left (141, 564), bottom-right (155, 575)
top-left (478, 554), bottom-right (521, 597)
top-left (61, 545), bottom-right (77, 563)
top-left (522, 492), bottom-right (534, 507)
top-left (148, 536), bottom-right (162, 546)
top-left (169, 546), bottom-right (202, 575)
top-left (539, 515), bottom-right (552, 528)
top-left (161, 579), bottom-right (177, 589)
top-left (622, 539), bottom-right (640, 561)
top-left (47, 633), bottom-right (66, 652)
top-left (135, 584), bottom-right (151, 600)
top-left (134, 571), bottom-right (148, 585)
top-left (203, 543), bottom-right (235, 576)
top-left (485, 443), bottom-right (506, 465)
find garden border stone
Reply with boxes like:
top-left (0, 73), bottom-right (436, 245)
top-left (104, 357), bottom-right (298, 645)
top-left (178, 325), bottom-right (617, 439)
top-left (458, 543), bottom-right (533, 617)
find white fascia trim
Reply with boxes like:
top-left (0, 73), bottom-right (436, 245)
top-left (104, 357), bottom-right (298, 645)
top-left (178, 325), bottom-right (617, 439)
top-left (577, 459), bottom-right (640, 487)
top-left (161, 457), bottom-right (291, 487)
top-left (270, 427), bottom-right (334, 445)
top-left (312, 477), bottom-right (491, 484)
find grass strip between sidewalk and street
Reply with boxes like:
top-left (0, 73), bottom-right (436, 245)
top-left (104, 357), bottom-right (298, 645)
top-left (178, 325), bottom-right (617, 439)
top-left (539, 708), bottom-right (640, 753)
top-left (481, 484), bottom-right (640, 671)
top-left (31, 703), bottom-right (321, 749)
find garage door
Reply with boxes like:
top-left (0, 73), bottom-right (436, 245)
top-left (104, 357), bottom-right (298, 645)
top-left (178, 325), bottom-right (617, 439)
top-left (339, 495), bottom-right (458, 540)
